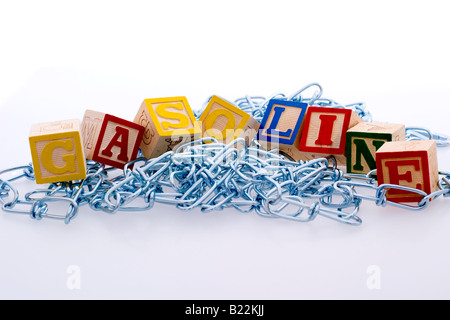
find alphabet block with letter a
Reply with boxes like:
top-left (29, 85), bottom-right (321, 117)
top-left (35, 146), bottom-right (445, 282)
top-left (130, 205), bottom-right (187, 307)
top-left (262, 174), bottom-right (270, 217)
top-left (376, 140), bottom-right (439, 203)
top-left (134, 96), bottom-right (201, 159)
top-left (346, 122), bottom-right (405, 174)
top-left (198, 95), bottom-right (259, 147)
top-left (256, 99), bottom-right (308, 161)
top-left (29, 119), bottom-right (87, 184)
top-left (81, 109), bottom-right (145, 169)
top-left (298, 106), bottom-right (363, 165)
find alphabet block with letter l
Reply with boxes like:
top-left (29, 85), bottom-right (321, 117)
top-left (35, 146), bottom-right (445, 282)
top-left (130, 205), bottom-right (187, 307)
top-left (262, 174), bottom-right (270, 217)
top-left (29, 119), bottom-right (87, 184)
top-left (81, 109), bottom-right (145, 169)
top-left (298, 106), bottom-right (363, 165)
top-left (256, 99), bottom-right (308, 161)
top-left (376, 140), bottom-right (439, 203)
top-left (198, 95), bottom-right (259, 147)
top-left (346, 122), bottom-right (406, 174)
top-left (134, 96), bottom-right (201, 159)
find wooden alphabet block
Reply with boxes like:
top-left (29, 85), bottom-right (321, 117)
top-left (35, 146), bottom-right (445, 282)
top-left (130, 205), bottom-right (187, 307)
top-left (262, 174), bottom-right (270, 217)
top-left (29, 119), bottom-right (87, 184)
top-left (256, 99), bottom-right (308, 161)
top-left (376, 140), bottom-right (439, 203)
top-left (298, 106), bottom-right (363, 165)
top-left (134, 96), bottom-right (201, 159)
top-left (81, 110), bottom-right (145, 169)
top-left (346, 122), bottom-right (406, 174)
top-left (198, 95), bottom-right (260, 147)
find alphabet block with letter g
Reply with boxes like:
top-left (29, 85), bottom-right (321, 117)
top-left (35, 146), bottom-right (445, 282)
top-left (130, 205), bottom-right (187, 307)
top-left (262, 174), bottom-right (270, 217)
top-left (81, 110), bottom-right (145, 169)
top-left (29, 119), bottom-right (87, 184)
top-left (376, 140), bottom-right (439, 203)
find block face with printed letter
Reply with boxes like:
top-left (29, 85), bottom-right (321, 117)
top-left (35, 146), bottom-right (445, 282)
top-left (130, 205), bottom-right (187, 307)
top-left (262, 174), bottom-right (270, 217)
top-left (80, 109), bottom-right (145, 169)
top-left (198, 95), bottom-right (259, 147)
top-left (256, 99), bottom-right (308, 161)
top-left (346, 122), bottom-right (406, 174)
top-left (298, 106), bottom-right (363, 165)
top-left (29, 119), bottom-right (87, 184)
top-left (134, 96), bottom-right (201, 159)
top-left (376, 140), bottom-right (439, 203)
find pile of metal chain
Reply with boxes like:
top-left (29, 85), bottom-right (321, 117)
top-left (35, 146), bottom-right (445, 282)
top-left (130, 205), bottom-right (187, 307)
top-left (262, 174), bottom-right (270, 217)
top-left (1, 83), bottom-right (449, 225)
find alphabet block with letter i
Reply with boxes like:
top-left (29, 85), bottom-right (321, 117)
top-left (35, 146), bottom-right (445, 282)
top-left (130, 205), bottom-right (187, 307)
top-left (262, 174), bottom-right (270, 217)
top-left (198, 95), bottom-right (260, 147)
top-left (256, 99), bottom-right (308, 161)
top-left (29, 119), bottom-right (87, 184)
top-left (81, 110), bottom-right (145, 169)
top-left (134, 96), bottom-right (201, 159)
top-left (346, 122), bottom-right (406, 174)
top-left (376, 140), bottom-right (439, 203)
top-left (298, 106), bottom-right (363, 165)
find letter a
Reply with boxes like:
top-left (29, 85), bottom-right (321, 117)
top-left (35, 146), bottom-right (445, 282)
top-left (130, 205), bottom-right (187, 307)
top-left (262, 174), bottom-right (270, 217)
top-left (101, 126), bottom-right (130, 162)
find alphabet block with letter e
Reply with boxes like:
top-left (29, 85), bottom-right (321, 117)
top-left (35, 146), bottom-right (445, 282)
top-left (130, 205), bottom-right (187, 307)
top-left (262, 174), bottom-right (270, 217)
top-left (29, 119), bottom-right (87, 184)
top-left (81, 109), bottom-right (145, 169)
top-left (376, 140), bottom-right (439, 203)
top-left (346, 122), bottom-right (405, 174)
top-left (134, 96), bottom-right (201, 159)
top-left (298, 106), bottom-right (363, 165)
top-left (256, 99), bottom-right (308, 161)
top-left (198, 95), bottom-right (259, 147)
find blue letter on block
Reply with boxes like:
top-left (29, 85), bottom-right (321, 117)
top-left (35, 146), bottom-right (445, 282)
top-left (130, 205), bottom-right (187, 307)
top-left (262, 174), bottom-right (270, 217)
top-left (257, 99), bottom-right (308, 145)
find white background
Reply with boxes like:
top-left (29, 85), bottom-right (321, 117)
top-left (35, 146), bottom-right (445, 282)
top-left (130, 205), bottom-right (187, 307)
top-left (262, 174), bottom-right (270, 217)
top-left (1, 0), bottom-right (450, 300)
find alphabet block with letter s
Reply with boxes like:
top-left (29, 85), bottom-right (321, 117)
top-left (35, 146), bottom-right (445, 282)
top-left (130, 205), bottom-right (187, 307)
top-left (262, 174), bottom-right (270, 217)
top-left (81, 109), bottom-right (145, 169)
top-left (376, 140), bottom-right (439, 203)
top-left (29, 119), bottom-right (87, 184)
top-left (134, 96), bottom-right (201, 159)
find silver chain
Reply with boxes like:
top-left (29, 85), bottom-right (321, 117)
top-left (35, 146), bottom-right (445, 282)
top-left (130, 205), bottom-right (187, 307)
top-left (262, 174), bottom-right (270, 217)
top-left (1, 84), bottom-right (449, 225)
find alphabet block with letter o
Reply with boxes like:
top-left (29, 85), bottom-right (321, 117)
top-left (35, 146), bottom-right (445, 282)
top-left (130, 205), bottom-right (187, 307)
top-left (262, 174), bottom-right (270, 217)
top-left (346, 122), bottom-right (405, 174)
top-left (81, 109), bottom-right (145, 169)
top-left (298, 106), bottom-right (363, 165)
top-left (257, 99), bottom-right (308, 161)
top-left (198, 95), bottom-right (259, 147)
top-left (376, 140), bottom-right (439, 203)
top-left (134, 96), bottom-right (201, 159)
top-left (29, 119), bottom-right (87, 184)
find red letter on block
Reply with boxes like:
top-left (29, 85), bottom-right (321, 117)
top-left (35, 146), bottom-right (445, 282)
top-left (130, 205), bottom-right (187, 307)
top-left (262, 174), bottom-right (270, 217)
top-left (315, 114), bottom-right (337, 145)
top-left (384, 159), bottom-right (422, 194)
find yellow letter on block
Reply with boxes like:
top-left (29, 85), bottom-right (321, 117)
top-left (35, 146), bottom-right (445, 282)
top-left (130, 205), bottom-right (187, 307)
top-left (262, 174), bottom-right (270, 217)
top-left (198, 95), bottom-right (260, 146)
top-left (29, 119), bottom-right (87, 184)
top-left (134, 96), bottom-right (201, 159)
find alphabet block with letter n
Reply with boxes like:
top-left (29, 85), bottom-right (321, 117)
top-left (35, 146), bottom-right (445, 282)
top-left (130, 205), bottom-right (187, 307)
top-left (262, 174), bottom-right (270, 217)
top-left (134, 96), bottom-right (201, 159)
top-left (256, 99), bottom-right (308, 161)
top-left (376, 140), bottom-right (439, 203)
top-left (198, 95), bottom-right (260, 147)
top-left (298, 106), bottom-right (363, 165)
top-left (81, 110), bottom-right (145, 169)
top-left (346, 122), bottom-right (405, 174)
top-left (29, 119), bottom-right (87, 184)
